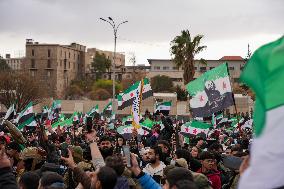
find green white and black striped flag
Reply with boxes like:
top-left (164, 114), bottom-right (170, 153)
top-left (186, 63), bottom-right (234, 117)
top-left (16, 102), bottom-right (34, 130)
top-left (117, 78), bottom-right (153, 110)
top-left (155, 101), bottom-right (172, 115)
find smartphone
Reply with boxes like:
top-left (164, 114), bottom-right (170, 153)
top-left (122, 145), bottom-right (131, 167)
top-left (222, 155), bottom-right (243, 170)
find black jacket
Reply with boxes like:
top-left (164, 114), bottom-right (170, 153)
top-left (0, 167), bottom-right (18, 189)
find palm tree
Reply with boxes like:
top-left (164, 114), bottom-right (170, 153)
top-left (170, 29), bottom-right (207, 85)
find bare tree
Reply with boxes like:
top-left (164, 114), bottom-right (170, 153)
top-left (0, 71), bottom-right (45, 112)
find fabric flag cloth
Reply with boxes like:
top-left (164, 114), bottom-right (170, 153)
top-left (41, 106), bottom-right (49, 122)
top-left (238, 36), bottom-right (284, 189)
top-left (102, 102), bottom-right (112, 116)
top-left (117, 125), bottom-right (149, 140)
top-left (117, 78), bottom-right (153, 110)
top-left (186, 63), bottom-right (234, 117)
top-left (180, 120), bottom-right (212, 137)
top-left (155, 101), bottom-right (172, 115)
top-left (3, 104), bottom-right (16, 121)
top-left (87, 105), bottom-right (99, 117)
top-left (122, 115), bottom-right (133, 125)
top-left (141, 118), bottom-right (154, 132)
top-left (16, 102), bottom-right (34, 130)
top-left (48, 100), bottom-right (62, 121)
top-left (72, 112), bottom-right (79, 123)
top-left (52, 116), bottom-right (73, 128)
top-left (131, 79), bottom-right (143, 129)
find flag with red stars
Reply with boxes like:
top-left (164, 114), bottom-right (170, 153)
top-left (186, 63), bottom-right (234, 118)
top-left (180, 120), bottom-right (212, 137)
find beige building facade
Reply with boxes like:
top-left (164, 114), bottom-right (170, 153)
top-left (147, 56), bottom-right (246, 87)
top-left (23, 39), bottom-right (86, 98)
top-left (4, 54), bottom-right (24, 70)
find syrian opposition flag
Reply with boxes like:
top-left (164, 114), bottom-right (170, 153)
top-left (141, 118), bottom-right (154, 132)
top-left (155, 101), bottom-right (172, 115)
top-left (122, 115), bottom-right (133, 125)
top-left (131, 79), bottom-right (143, 129)
top-left (117, 125), bottom-right (149, 140)
top-left (41, 106), bottom-right (49, 121)
top-left (117, 78), bottom-right (153, 110)
top-left (3, 104), bottom-right (16, 121)
top-left (102, 102), bottom-right (112, 116)
top-left (52, 115), bottom-right (73, 128)
top-left (16, 102), bottom-right (34, 130)
top-left (72, 112), bottom-right (79, 123)
top-left (211, 113), bottom-right (226, 127)
top-left (87, 105), bottom-right (99, 117)
top-left (180, 120), bottom-right (212, 137)
top-left (238, 37), bottom-right (284, 189)
top-left (186, 63), bottom-right (234, 117)
top-left (48, 100), bottom-right (62, 121)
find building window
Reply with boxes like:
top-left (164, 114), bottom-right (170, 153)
top-left (73, 62), bottom-right (75, 69)
top-left (65, 52), bottom-right (66, 58)
top-left (64, 59), bottom-right (67, 69)
top-left (60, 60), bottom-right (62, 67)
top-left (31, 71), bottom-right (35, 77)
top-left (69, 52), bottom-right (70, 58)
top-left (48, 49), bottom-right (51, 57)
top-left (47, 60), bottom-right (51, 68)
top-left (78, 54), bottom-right (80, 60)
top-left (74, 53), bottom-right (75, 60)
top-left (69, 62), bottom-right (70, 68)
top-left (32, 49), bottom-right (35, 56)
top-left (31, 59), bottom-right (35, 68)
top-left (229, 67), bottom-right (235, 70)
top-left (154, 66), bottom-right (160, 70)
top-left (200, 67), bottom-right (207, 72)
top-left (163, 66), bottom-right (169, 70)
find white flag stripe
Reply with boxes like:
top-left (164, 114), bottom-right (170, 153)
top-left (190, 91), bottom-right (208, 108)
top-left (239, 106), bottom-right (284, 189)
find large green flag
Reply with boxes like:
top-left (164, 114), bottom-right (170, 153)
top-left (238, 37), bottom-right (284, 188)
top-left (186, 63), bottom-right (234, 117)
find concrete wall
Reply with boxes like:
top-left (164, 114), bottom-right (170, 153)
top-left (0, 94), bottom-right (253, 116)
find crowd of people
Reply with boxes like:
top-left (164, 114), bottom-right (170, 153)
top-left (0, 111), bottom-right (253, 189)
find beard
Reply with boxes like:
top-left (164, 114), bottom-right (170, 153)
top-left (100, 147), bottom-right (114, 159)
top-left (149, 157), bottom-right (157, 164)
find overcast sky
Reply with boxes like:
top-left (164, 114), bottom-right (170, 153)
top-left (0, 0), bottom-right (283, 65)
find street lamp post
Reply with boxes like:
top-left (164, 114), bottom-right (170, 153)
top-left (100, 17), bottom-right (128, 115)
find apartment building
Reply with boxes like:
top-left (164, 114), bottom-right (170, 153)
top-left (85, 48), bottom-right (125, 77)
top-left (23, 39), bottom-right (86, 98)
top-left (4, 54), bottom-right (24, 70)
top-left (147, 56), bottom-right (245, 87)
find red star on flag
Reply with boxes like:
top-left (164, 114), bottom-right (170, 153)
top-left (199, 96), bottom-right (204, 102)
top-left (193, 129), bottom-right (197, 135)
top-left (130, 93), bottom-right (134, 97)
top-left (223, 82), bottom-right (227, 90)
top-left (185, 127), bottom-right (189, 133)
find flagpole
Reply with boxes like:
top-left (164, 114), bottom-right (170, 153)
top-left (225, 62), bottom-right (242, 134)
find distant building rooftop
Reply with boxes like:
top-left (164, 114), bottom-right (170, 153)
top-left (219, 56), bottom-right (243, 61)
